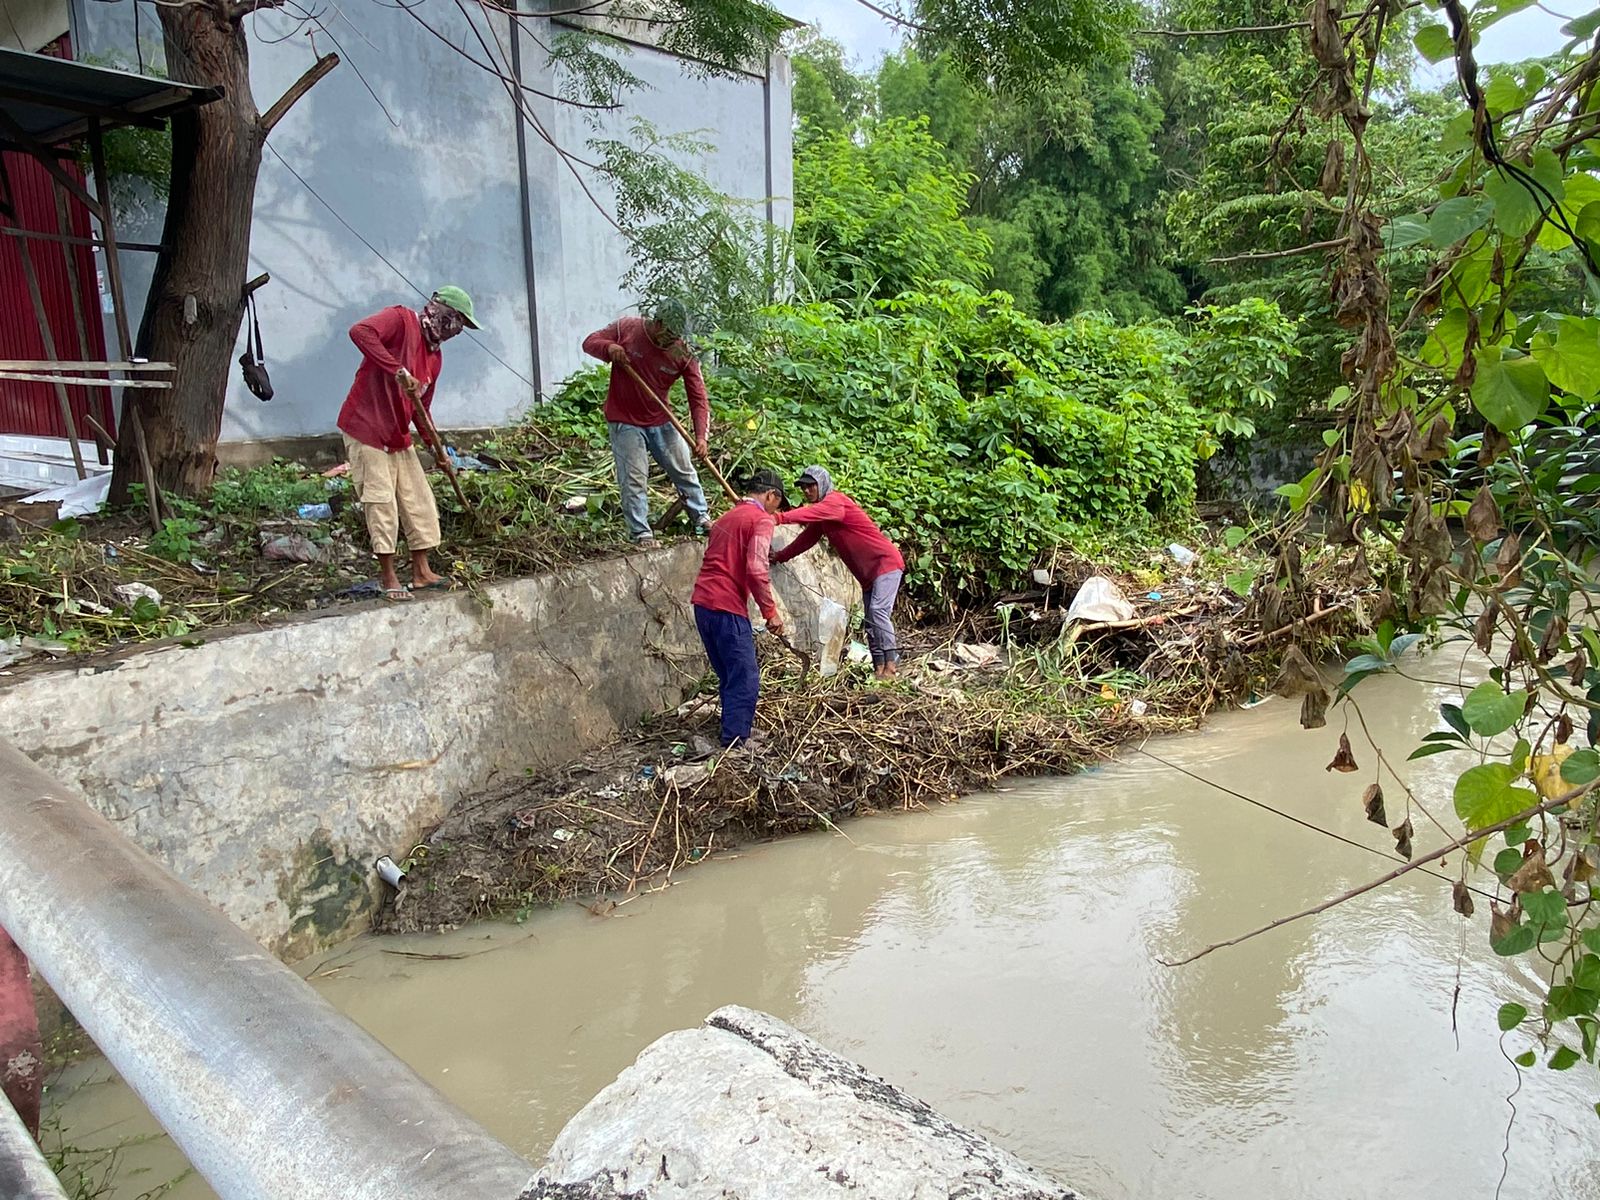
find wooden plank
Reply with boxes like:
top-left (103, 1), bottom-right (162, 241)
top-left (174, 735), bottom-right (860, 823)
top-left (0, 360), bottom-right (172, 372)
top-left (12, 228), bottom-right (85, 479)
top-left (0, 372), bottom-right (171, 388)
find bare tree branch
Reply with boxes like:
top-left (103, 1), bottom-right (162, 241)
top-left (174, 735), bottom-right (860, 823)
top-left (848, 0), bottom-right (933, 34)
top-left (1208, 237), bottom-right (1350, 265)
top-left (260, 52), bottom-right (339, 132)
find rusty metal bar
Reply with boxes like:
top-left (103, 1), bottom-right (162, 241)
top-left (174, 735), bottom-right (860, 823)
top-left (0, 742), bottom-right (536, 1200)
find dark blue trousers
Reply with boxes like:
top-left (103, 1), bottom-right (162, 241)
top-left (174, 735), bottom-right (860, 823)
top-left (694, 604), bottom-right (759, 746)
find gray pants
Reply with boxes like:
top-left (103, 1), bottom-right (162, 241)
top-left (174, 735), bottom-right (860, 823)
top-left (863, 570), bottom-right (902, 665)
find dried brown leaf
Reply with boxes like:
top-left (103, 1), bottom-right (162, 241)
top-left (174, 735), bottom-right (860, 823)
top-left (1474, 601), bottom-right (1498, 656)
top-left (1507, 844), bottom-right (1556, 895)
top-left (1362, 782), bottom-right (1387, 827)
top-left (1568, 646), bottom-right (1588, 686)
top-left (1300, 690), bottom-right (1330, 729)
top-left (1452, 879), bottom-right (1475, 917)
top-left (1556, 714), bottom-right (1574, 745)
top-left (1478, 425), bottom-right (1510, 467)
top-left (1272, 645), bottom-right (1325, 698)
top-left (1490, 899), bottom-right (1516, 942)
top-left (1318, 138), bottom-right (1346, 197)
top-left (1494, 534), bottom-right (1522, 588)
top-left (1538, 616), bottom-right (1568, 664)
top-left (1326, 732), bottom-right (1359, 773)
top-left (1464, 486), bottom-right (1501, 543)
top-left (1391, 816), bottom-right (1413, 859)
top-left (1415, 417), bottom-right (1451, 464)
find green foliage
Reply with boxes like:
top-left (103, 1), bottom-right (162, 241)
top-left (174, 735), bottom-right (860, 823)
top-left (1181, 297), bottom-right (1300, 451)
top-left (793, 118), bottom-right (991, 304)
top-left (789, 28), bottom-right (872, 137)
top-left (546, 286), bottom-right (1293, 602)
top-left (590, 119), bottom-right (782, 338)
top-left (877, 51), bottom-right (1186, 321)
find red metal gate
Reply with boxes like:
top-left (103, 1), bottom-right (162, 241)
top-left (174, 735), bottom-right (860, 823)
top-left (0, 34), bottom-right (114, 442)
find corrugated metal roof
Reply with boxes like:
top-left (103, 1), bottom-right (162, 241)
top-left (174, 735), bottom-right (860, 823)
top-left (0, 46), bottom-right (219, 148)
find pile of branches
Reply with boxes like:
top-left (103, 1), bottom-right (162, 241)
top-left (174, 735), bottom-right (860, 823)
top-left (379, 584), bottom-right (1341, 934)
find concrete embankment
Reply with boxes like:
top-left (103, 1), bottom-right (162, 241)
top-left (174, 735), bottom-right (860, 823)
top-left (0, 543), bottom-right (853, 959)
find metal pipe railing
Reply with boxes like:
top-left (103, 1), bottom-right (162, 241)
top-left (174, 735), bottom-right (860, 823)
top-left (0, 742), bottom-right (536, 1200)
top-left (0, 1094), bottom-right (68, 1200)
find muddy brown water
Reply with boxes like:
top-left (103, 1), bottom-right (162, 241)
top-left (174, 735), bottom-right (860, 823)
top-left (46, 669), bottom-right (1600, 1198)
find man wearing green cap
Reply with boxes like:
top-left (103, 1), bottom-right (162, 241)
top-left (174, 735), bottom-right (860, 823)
top-left (581, 300), bottom-right (712, 548)
top-left (338, 287), bottom-right (479, 600)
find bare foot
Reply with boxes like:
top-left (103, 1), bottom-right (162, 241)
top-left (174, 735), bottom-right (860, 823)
top-left (411, 553), bottom-right (444, 587)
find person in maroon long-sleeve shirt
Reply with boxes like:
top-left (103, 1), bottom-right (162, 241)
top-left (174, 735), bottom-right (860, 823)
top-left (772, 465), bottom-right (907, 678)
top-left (691, 468), bottom-right (787, 749)
top-left (581, 301), bottom-right (712, 548)
top-left (336, 287), bottom-right (478, 600)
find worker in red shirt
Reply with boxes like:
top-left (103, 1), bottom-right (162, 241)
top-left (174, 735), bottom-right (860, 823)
top-left (772, 465), bottom-right (906, 678)
top-left (337, 287), bottom-right (478, 601)
top-left (690, 468), bottom-right (787, 748)
top-left (581, 300), bottom-right (711, 549)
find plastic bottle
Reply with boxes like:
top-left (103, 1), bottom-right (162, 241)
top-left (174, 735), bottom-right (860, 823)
top-left (297, 502), bottom-right (334, 520)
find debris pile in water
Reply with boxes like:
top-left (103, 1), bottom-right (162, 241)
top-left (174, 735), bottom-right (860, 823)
top-left (380, 562), bottom-right (1370, 933)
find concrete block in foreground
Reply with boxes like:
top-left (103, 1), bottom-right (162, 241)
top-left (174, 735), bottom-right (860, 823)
top-left (524, 1005), bottom-right (1079, 1200)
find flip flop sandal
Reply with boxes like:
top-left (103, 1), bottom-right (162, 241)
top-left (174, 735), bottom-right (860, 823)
top-left (409, 579), bottom-right (454, 592)
top-left (382, 587), bottom-right (414, 602)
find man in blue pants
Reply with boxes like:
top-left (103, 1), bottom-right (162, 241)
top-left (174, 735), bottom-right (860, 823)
top-left (690, 469), bottom-right (787, 748)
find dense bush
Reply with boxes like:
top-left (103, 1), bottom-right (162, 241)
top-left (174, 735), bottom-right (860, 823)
top-left (542, 284), bottom-right (1296, 602)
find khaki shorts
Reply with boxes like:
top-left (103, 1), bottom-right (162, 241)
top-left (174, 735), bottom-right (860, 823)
top-left (343, 435), bottom-right (441, 556)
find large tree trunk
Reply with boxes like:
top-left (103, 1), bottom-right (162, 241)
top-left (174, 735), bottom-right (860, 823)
top-left (109, 3), bottom-right (261, 502)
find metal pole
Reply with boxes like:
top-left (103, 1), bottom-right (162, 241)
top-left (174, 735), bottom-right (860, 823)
top-left (0, 1096), bottom-right (67, 1200)
top-left (0, 742), bottom-right (536, 1200)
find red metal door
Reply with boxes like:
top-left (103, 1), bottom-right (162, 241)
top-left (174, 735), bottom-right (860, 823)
top-left (0, 34), bottom-right (114, 442)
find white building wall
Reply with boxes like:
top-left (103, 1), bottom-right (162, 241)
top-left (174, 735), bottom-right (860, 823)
top-left (66, 0), bottom-right (792, 445)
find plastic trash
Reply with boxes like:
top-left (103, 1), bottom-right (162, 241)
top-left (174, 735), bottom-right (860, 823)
top-left (1130, 699), bottom-right (1149, 717)
top-left (296, 502), bottom-right (333, 520)
top-left (1032, 568), bottom-right (1053, 586)
top-left (1167, 543), bottom-right (1199, 566)
top-left (445, 446), bottom-right (494, 472)
top-left (816, 598), bottom-right (849, 677)
top-left (845, 641), bottom-right (872, 665)
top-left (561, 495), bottom-right (589, 514)
top-left (374, 856), bottom-right (406, 887)
top-left (260, 533), bottom-right (328, 563)
top-left (22, 473), bottom-right (110, 519)
top-left (113, 581), bottom-right (163, 608)
top-left (19, 636), bottom-right (70, 657)
top-left (1146, 591), bottom-right (1162, 602)
top-left (1065, 576), bottom-right (1136, 623)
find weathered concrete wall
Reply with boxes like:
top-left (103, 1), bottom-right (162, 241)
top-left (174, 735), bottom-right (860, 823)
top-left (526, 1005), bottom-right (1081, 1200)
top-left (0, 544), bottom-right (851, 960)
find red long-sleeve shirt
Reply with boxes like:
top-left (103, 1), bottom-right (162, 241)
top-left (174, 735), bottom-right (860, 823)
top-left (691, 499), bottom-right (779, 623)
top-left (337, 306), bottom-right (441, 452)
top-left (771, 492), bottom-right (905, 586)
top-left (581, 316), bottom-right (710, 443)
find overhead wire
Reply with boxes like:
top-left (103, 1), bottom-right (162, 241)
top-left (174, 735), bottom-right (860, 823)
top-left (262, 140), bottom-right (538, 393)
top-left (1133, 745), bottom-right (1498, 901)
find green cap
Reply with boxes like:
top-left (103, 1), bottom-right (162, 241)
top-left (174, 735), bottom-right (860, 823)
top-left (432, 286), bottom-right (480, 329)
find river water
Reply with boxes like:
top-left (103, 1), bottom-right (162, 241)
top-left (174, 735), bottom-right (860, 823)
top-left (47, 669), bottom-right (1600, 1198)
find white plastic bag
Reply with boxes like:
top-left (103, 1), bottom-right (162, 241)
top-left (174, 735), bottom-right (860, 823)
top-left (816, 599), bottom-right (849, 677)
top-left (1065, 576), bottom-right (1136, 624)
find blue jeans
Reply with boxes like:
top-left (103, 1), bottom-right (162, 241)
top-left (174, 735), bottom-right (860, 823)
top-left (608, 421), bottom-right (710, 541)
top-left (695, 605), bottom-right (759, 746)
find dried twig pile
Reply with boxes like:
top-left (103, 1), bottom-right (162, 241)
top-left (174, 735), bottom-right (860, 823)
top-left (380, 583), bottom-right (1351, 933)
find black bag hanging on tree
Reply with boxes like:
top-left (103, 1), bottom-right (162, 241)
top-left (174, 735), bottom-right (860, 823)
top-left (238, 288), bottom-right (273, 402)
